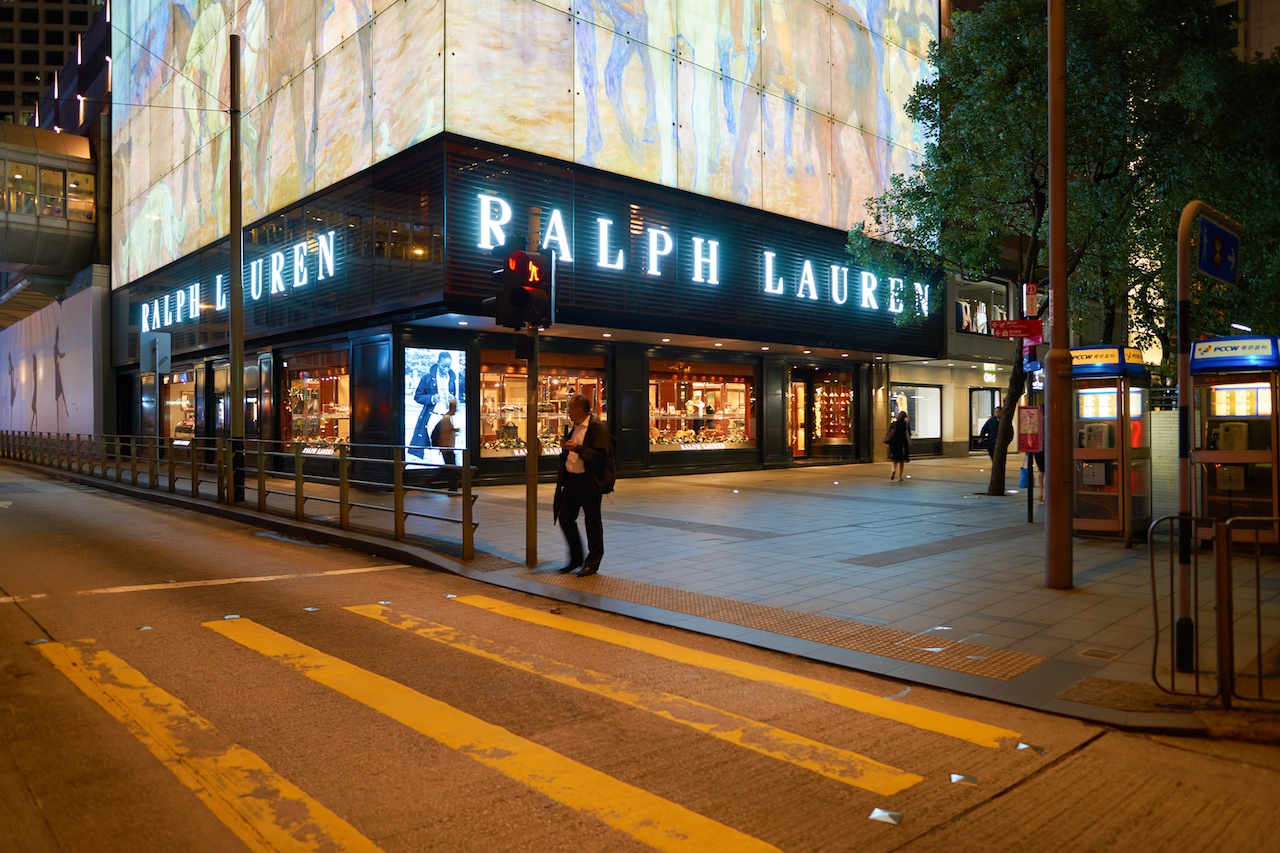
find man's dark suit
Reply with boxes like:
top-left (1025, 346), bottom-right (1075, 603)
top-left (553, 415), bottom-right (612, 572)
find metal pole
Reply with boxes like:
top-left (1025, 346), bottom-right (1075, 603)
top-left (1214, 522), bottom-right (1235, 709)
top-left (1175, 201), bottom-right (1243, 669)
top-left (526, 325), bottom-right (539, 566)
top-left (228, 34), bottom-right (245, 503)
top-left (525, 209), bottom-right (542, 567)
top-left (1045, 0), bottom-right (1073, 588)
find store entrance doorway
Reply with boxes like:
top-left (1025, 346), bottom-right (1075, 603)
top-left (788, 380), bottom-right (810, 458)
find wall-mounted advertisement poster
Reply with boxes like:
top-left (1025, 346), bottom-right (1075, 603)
top-left (404, 348), bottom-right (466, 471)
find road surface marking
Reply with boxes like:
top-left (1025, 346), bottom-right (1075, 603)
top-left (37, 639), bottom-right (381, 853)
top-left (452, 595), bottom-right (1020, 749)
top-left (349, 603), bottom-right (922, 796)
top-left (0, 593), bottom-right (46, 604)
top-left (66, 564), bottom-right (406, 597)
top-left (206, 617), bottom-right (778, 853)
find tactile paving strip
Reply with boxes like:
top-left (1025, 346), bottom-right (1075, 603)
top-left (518, 572), bottom-right (1045, 681)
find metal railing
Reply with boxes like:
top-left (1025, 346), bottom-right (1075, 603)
top-left (1148, 514), bottom-right (1280, 709)
top-left (0, 431), bottom-right (478, 559)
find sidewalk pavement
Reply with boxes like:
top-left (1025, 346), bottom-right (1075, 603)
top-left (457, 455), bottom-right (1280, 737)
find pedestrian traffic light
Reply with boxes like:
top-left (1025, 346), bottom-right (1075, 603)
top-left (482, 249), bottom-right (554, 330)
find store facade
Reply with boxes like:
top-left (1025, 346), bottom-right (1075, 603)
top-left (111, 138), bottom-right (958, 481)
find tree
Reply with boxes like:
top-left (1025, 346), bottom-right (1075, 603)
top-left (847, 0), bottom-right (1276, 495)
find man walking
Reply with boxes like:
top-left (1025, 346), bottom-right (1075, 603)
top-left (979, 406), bottom-right (1002, 459)
top-left (554, 393), bottom-right (614, 577)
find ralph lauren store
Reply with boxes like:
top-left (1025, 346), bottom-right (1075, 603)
top-left (113, 138), bottom-right (943, 483)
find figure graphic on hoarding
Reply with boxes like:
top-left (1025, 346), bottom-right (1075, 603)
top-left (408, 351), bottom-right (460, 459)
top-left (54, 327), bottom-right (69, 420)
top-left (431, 399), bottom-right (460, 491)
top-left (29, 353), bottom-right (37, 430)
top-left (7, 352), bottom-right (14, 406)
top-left (576, 1), bottom-right (659, 165)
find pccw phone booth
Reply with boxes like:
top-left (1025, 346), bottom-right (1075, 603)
top-left (1072, 346), bottom-right (1152, 546)
top-left (1190, 336), bottom-right (1280, 544)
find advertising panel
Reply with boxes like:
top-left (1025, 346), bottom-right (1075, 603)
top-left (404, 347), bottom-right (467, 470)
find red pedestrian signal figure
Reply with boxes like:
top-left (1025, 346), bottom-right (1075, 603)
top-left (483, 248), bottom-right (554, 330)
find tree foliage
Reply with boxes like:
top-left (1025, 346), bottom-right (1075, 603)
top-left (849, 0), bottom-right (1280, 494)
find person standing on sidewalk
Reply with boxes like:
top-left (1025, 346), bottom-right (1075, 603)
top-left (887, 410), bottom-right (910, 481)
top-left (553, 393), bottom-right (614, 576)
top-left (979, 406), bottom-right (1002, 459)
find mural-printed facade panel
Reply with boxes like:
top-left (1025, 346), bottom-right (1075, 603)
top-left (112, 0), bottom-right (937, 288)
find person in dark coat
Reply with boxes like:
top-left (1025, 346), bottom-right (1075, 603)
top-left (978, 406), bottom-right (1002, 458)
top-left (552, 393), bottom-right (614, 577)
top-left (888, 410), bottom-right (910, 481)
top-left (408, 352), bottom-right (460, 458)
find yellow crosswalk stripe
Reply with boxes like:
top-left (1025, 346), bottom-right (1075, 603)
top-left (37, 640), bottom-right (381, 853)
top-left (348, 603), bottom-right (923, 796)
top-left (205, 617), bottom-right (779, 853)
top-left (451, 595), bottom-right (1021, 749)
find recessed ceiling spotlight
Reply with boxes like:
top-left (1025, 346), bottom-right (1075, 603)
top-left (457, 321), bottom-right (468, 326)
top-left (802, 350), bottom-right (811, 354)
top-left (875, 356), bottom-right (883, 360)
top-left (602, 333), bottom-right (612, 338)
top-left (761, 346), bottom-right (770, 351)
top-left (841, 353), bottom-right (849, 358)
top-left (714, 343), bottom-right (723, 347)
top-left (661, 338), bottom-right (671, 343)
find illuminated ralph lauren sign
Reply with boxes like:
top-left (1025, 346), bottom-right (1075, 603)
top-left (139, 231), bottom-right (339, 333)
top-left (476, 193), bottom-right (930, 316)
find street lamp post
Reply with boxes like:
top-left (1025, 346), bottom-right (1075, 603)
top-left (228, 34), bottom-right (245, 502)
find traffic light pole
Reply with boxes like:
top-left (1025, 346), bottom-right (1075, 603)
top-left (228, 34), bottom-right (245, 503)
top-left (525, 324), bottom-right (539, 567)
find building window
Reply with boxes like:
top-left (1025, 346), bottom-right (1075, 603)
top-left (0, 9), bottom-right (12, 23)
top-left (891, 384), bottom-right (943, 440)
top-left (0, 49), bottom-right (14, 64)
top-left (649, 359), bottom-right (756, 451)
top-left (0, 70), bottom-right (13, 85)
top-left (67, 170), bottom-right (93, 222)
top-left (283, 351), bottom-right (351, 449)
top-left (479, 350), bottom-right (606, 458)
top-left (45, 50), bottom-right (64, 66)
top-left (0, 92), bottom-right (12, 106)
top-left (19, 9), bottom-right (37, 25)
top-left (21, 90), bottom-right (38, 106)
top-left (20, 29), bottom-right (37, 45)
top-left (71, 11), bottom-right (89, 26)
top-left (46, 30), bottom-right (64, 45)
top-left (7, 162), bottom-right (37, 214)
top-left (20, 50), bottom-right (38, 66)
top-left (0, 29), bottom-right (13, 43)
top-left (39, 167), bottom-right (64, 217)
top-left (45, 10), bottom-right (64, 25)
top-left (954, 280), bottom-right (1008, 335)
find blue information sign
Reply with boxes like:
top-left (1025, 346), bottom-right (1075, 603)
top-left (1198, 216), bottom-right (1240, 285)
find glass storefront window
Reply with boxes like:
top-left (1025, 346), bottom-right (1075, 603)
top-left (404, 347), bottom-right (466, 469)
top-left (891, 384), bottom-right (942, 439)
top-left (480, 351), bottom-right (607, 458)
top-left (649, 359), bottom-right (755, 451)
top-left (39, 167), bottom-right (64, 216)
top-left (282, 351), bottom-right (350, 450)
top-left (161, 371), bottom-right (196, 439)
top-left (969, 387), bottom-right (1002, 450)
top-left (955, 281), bottom-right (1008, 335)
top-left (814, 371), bottom-right (852, 443)
top-left (67, 170), bottom-right (93, 222)
top-left (6, 161), bottom-right (36, 213)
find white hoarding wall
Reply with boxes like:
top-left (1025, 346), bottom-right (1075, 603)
top-left (0, 284), bottom-right (104, 435)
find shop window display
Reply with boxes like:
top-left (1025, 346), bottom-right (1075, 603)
top-left (890, 384), bottom-right (941, 439)
top-left (283, 352), bottom-right (350, 451)
top-left (162, 372), bottom-right (195, 439)
top-left (814, 371), bottom-right (852, 445)
top-left (479, 351), bottom-right (606, 458)
top-left (649, 360), bottom-right (755, 451)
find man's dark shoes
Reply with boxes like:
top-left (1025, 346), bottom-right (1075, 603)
top-left (557, 563), bottom-right (582, 574)
top-left (576, 564), bottom-right (599, 577)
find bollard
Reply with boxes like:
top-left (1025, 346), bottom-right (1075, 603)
top-left (393, 447), bottom-right (405, 540)
top-left (257, 444), bottom-right (267, 511)
top-left (461, 451), bottom-right (474, 560)
top-left (294, 444), bottom-right (305, 519)
top-left (339, 445), bottom-right (350, 530)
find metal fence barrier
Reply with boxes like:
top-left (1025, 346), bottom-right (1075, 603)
top-left (1148, 514), bottom-right (1280, 709)
top-left (0, 431), bottom-right (478, 560)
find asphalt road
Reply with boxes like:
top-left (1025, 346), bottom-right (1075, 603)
top-left (3, 466), bottom-right (1279, 852)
